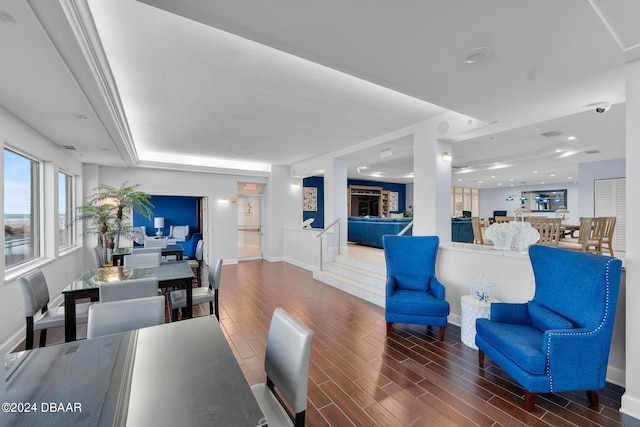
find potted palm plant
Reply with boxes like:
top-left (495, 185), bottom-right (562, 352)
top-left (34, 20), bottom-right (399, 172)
top-left (75, 182), bottom-right (154, 259)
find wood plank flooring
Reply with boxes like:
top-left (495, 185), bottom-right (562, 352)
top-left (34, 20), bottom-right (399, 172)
top-left (14, 259), bottom-right (639, 426)
top-left (219, 260), bottom-right (638, 427)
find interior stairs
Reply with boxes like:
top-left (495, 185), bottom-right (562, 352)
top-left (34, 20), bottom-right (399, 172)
top-left (312, 252), bottom-right (386, 307)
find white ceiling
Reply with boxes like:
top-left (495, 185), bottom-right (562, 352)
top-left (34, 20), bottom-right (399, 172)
top-left (1, 0), bottom-right (638, 187)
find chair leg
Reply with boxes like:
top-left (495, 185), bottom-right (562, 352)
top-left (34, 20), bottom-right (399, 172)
top-left (39, 329), bottom-right (48, 348)
top-left (586, 390), bottom-right (599, 407)
top-left (439, 326), bottom-right (446, 341)
top-left (524, 391), bottom-right (537, 411)
top-left (386, 322), bottom-right (392, 336)
top-left (25, 317), bottom-right (34, 350)
top-left (171, 308), bottom-right (179, 322)
top-left (214, 291), bottom-right (219, 321)
top-left (478, 349), bottom-right (485, 367)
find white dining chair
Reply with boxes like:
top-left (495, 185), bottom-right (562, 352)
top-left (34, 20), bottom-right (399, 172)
top-left (123, 252), bottom-right (161, 268)
top-left (251, 308), bottom-right (314, 427)
top-left (170, 256), bottom-right (221, 321)
top-left (18, 269), bottom-right (91, 349)
top-left (144, 238), bottom-right (168, 249)
top-left (99, 277), bottom-right (159, 303)
top-left (87, 296), bottom-right (165, 339)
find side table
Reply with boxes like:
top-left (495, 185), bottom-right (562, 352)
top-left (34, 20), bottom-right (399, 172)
top-left (460, 294), bottom-right (500, 349)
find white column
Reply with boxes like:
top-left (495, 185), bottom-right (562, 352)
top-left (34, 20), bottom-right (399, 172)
top-left (413, 119), bottom-right (452, 240)
top-left (323, 159), bottom-right (348, 252)
top-left (621, 59), bottom-right (640, 419)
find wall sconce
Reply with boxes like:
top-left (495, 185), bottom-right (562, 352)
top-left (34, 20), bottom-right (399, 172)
top-left (154, 217), bottom-right (165, 236)
top-left (291, 182), bottom-right (301, 189)
top-left (441, 152), bottom-right (452, 162)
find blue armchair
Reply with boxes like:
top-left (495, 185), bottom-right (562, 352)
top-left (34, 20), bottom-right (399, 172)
top-left (383, 235), bottom-right (450, 340)
top-left (475, 245), bottom-right (623, 411)
top-left (177, 232), bottom-right (202, 259)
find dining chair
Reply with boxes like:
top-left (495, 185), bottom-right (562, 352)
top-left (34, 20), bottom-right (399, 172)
top-left (123, 252), bottom-right (161, 268)
top-left (92, 246), bottom-right (105, 268)
top-left (186, 239), bottom-right (204, 284)
top-left (18, 269), bottom-right (91, 349)
top-left (471, 217), bottom-right (491, 245)
top-left (494, 216), bottom-right (514, 223)
top-left (170, 256), bottom-right (222, 321)
top-left (527, 217), bottom-right (562, 247)
top-left (600, 216), bottom-right (617, 257)
top-left (99, 277), bottom-right (159, 303)
top-left (144, 238), bottom-right (168, 249)
top-left (557, 217), bottom-right (606, 254)
top-left (87, 295), bottom-right (165, 339)
top-left (251, 308), bottom-right (314, 427)
top-left (132, 247), bottom-right (162, 254)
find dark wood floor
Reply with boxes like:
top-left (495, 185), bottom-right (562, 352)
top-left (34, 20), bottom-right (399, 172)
top-left (16, 259), bottom-right (640, 426)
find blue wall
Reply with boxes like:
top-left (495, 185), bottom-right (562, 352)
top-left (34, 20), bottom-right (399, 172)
top-left (133, 195), bottom-right (199, 237)
top-left (302, 177), bottom-right (407, 229)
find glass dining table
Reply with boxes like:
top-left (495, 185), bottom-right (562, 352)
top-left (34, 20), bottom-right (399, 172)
top-left (62, 261), bottom-right (194, 342)
top-left (1, 316), bottom-right (266, 426)
top-left (111, 244), bottom-right (185, 265)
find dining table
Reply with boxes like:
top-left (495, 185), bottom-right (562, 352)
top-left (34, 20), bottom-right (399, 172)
top-left (0, 315), bottom-right (266, 426)
top-left (111, 244), bottom-right (185, 266)
top-left (62, 261), bottom-right (194, 342)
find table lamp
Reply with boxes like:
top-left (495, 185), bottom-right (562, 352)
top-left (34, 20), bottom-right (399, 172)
top-left (154, 217), bottom-right (164, 236)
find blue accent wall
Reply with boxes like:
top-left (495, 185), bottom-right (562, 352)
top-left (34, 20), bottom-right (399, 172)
top-left (303, 176), bottom-right (325, 229)
top-left (133, 195), bottom-right (199, 237)
top-left (302, 177), bottom-right (407, 229)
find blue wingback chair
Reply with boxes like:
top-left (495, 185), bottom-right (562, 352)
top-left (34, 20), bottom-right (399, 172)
top-left (177, 232), bottom-right (202, 259)
top-left (383, 235), bottom-right (450, 340)
top-left (475, 245), bottom-right (622, 411)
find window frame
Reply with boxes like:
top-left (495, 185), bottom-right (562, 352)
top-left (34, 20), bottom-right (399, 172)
top-left (4, 147), bottom-right (41, 271)
top-left (58, 170), bottom-right (75, 250)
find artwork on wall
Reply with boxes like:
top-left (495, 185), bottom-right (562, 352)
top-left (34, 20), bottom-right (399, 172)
top-left (303, 187), bottom-right (317, 211)
top-left (389, 192), bottom-right (399, 212)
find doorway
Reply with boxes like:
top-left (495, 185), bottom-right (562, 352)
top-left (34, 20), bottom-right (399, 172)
top-left (237, 183), bottom-right (264, 260)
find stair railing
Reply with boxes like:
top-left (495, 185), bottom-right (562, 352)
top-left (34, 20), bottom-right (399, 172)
top-left (398, 219), bottom-right (414, 236)
top-left (316, 218), bottom-right (341, 271)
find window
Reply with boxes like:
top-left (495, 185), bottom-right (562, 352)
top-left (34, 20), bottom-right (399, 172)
top-left (451, 187), bottom-right (479, 217)
top-left (59, 171), bottom-right (74, 249)
top-left (4, 149), bottom-right (40, 268)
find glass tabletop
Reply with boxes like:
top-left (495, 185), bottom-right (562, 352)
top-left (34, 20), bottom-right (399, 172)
top-left (113, 244), bottom-right (184, 256)
top-left (64, 261), bottom-right (194, 293)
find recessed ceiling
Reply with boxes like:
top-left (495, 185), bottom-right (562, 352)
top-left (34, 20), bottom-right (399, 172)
top-left (0, 0), bottom-right (635, 188)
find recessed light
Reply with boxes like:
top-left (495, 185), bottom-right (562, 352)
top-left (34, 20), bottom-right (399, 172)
top-left (550, 173), bottom-right (556, 177)
top-left (555, 149), bottom-right (563, 153)
top-left (491, 175), bottom-right (496, 178)
top-left (568, 176), bottom-right (573, 180)
top-left (533, 170), bottom-right (538, 174)
top-left (461, 47), bottom-right (492, 64)
top-left (567, 136), bottom-right (576, 140)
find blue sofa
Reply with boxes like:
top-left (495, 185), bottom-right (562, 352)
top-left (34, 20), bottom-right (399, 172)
top-left (451, 217), bottom-right (473, 243)
top-left (348, 217), bottom-right (412, 247)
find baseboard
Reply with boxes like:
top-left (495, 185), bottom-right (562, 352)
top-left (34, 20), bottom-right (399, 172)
top-left (283, 257), bottom-right (318, 272)
top-left (621, 393), bottom-right (640, 421)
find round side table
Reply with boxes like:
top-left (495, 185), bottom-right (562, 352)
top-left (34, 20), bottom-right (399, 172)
top-left (460, 294), bottom-right (499, 349)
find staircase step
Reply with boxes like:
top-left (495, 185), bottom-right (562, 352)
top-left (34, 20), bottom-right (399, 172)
top-left (331, 254), bottom-right (386, 276)
top-left (313, 270), bottom-right (385, 307)
top-left (323, 260), bottom-right (385, 287)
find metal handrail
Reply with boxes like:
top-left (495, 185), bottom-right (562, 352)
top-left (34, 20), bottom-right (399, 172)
top-left (398, 219), bottom-right (414, 236)
top-left (316, 218), bottom-right (341, 271)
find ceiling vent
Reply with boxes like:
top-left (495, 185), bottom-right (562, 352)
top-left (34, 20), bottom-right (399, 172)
top-left (541, 131), bottom-right (562, 138)
top-left (585, 149), bottom-right (600, 154)
top-left (62, 145), bottom-right (77, 150)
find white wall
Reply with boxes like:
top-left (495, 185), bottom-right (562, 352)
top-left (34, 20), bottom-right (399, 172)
top-left (480, 181), bottom-right (579, 223)
top-left (1, 107), bottom-right (85, 354)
